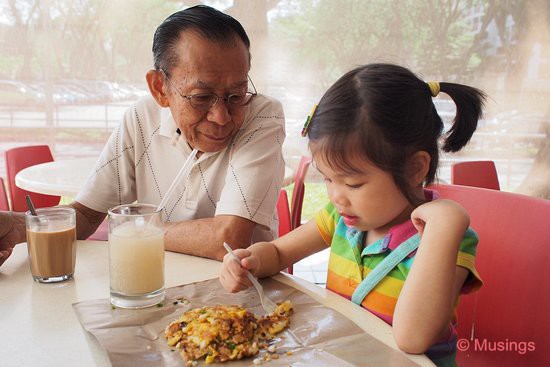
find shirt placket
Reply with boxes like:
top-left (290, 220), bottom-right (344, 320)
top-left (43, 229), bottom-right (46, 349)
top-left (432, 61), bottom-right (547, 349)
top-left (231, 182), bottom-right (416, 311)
top-left (345, 228), bottom-right (366, 286)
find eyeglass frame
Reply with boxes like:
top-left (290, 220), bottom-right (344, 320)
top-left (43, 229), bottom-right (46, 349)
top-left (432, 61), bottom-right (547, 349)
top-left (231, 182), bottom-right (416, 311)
top-left (160, 68), bottom-right (258, 113)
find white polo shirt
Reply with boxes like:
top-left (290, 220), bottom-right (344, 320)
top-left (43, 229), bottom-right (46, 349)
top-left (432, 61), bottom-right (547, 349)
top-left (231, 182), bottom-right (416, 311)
top-left (76, 94), bottom-right (286, 242)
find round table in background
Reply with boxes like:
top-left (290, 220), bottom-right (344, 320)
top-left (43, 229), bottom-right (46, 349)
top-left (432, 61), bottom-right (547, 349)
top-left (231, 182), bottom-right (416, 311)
top-left (15, 157), bottom-right (295, 197)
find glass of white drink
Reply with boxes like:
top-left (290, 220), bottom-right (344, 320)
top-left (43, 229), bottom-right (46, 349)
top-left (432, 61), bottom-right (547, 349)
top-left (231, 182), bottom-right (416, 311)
top-left (108, 203), bottom-right (165, 308)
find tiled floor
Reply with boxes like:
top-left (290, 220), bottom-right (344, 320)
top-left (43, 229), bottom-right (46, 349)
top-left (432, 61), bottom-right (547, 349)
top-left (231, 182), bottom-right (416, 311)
top-left (291, 248), bottom-right (330, 287)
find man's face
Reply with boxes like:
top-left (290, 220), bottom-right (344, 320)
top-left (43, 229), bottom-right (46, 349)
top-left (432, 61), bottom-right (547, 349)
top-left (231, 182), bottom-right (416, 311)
top-left (164, 32), bottom-right (251, 153)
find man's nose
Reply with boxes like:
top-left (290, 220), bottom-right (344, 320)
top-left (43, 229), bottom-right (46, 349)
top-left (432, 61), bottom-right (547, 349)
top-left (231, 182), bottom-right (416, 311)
top-left (207, 100), bottom-right (232, 125)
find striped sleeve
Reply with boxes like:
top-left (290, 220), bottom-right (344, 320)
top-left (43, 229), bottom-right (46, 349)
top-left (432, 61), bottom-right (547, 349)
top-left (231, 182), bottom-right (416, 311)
top-left (457, 227), bottom-right (483, 294)
top-left (314, 202), bottom-right (339, 246)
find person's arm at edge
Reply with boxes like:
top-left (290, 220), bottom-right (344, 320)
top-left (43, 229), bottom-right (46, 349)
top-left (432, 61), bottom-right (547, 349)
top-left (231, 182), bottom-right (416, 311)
top-left (0, 211), bottom-right (26, 266)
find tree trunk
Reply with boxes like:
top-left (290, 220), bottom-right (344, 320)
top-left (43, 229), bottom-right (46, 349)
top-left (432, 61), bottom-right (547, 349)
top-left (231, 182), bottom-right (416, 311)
top-left (226, 0), bottom-right (280, 91)
top-left (516, 119), bottom-right (550, 199)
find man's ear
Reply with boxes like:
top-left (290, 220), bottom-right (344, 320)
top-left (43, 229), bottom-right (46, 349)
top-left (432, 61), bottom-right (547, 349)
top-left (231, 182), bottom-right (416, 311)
top-left (146, 69), bottom-right (170, 107)
top-left (408, 151), bottom-right (431, 186)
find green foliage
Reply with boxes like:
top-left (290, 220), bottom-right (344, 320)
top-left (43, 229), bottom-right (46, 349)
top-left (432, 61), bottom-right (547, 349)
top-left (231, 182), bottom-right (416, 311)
top-left (0, 0), bottom-right (182, 81)
top-left (285, 182), bottom-right (328, 222)
top-left (59, 196), bottom-right (73, 205)
top-left (272, 0), bottom-right (491, 84)
top-left (273, 0), bottom-right (398, 89)
top-left (0, 0), bottom-right (540, 86)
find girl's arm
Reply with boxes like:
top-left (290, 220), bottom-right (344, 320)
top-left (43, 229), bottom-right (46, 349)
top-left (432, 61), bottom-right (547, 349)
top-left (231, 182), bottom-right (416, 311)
top-left (392, 199), bottom-right (470, 354)
top-left (220, 219), bottom-right (327, 293)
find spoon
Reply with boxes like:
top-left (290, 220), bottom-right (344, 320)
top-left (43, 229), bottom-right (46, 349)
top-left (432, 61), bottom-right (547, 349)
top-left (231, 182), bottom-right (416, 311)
top-left (25, 195), bottom-right (38, 216)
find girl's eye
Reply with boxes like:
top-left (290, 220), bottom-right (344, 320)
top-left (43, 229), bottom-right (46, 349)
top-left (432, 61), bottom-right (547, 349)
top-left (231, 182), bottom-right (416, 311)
top-left (346, 183), bottom-right (364, 189)
top-left (323, 177), bottom-right (332, 184)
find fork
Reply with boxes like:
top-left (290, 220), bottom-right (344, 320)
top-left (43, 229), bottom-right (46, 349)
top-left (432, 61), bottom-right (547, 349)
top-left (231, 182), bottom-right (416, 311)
top-left (223, 242), bottom-right (277, 314)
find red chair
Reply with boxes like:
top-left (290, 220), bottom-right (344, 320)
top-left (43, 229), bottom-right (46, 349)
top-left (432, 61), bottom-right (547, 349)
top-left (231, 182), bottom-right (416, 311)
top-left (0, 177), bottom-right (10, 210)
top-left (432, 184), bottom-right (550, 366)
top-left (277, 189), bottom-right (291, 238)
top-left (290, 155), bottom-right (312, 230)
top-left (5, 145), bottom-right (61, 212)
top-left (287, 156), bottom-right (312, 274)
top-left (451, 161), bottom-right (500, 190)
top-left (276, 189), bottom-right (292, 273)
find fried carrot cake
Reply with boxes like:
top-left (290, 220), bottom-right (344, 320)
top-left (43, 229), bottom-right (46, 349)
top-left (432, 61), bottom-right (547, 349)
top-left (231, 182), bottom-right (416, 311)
top-left (165, 301), bottom-right (293, 364)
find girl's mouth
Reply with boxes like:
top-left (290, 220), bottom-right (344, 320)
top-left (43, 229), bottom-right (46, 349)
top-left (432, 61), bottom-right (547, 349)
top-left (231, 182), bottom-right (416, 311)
top-left (342, 215), bottom-right (359, 226)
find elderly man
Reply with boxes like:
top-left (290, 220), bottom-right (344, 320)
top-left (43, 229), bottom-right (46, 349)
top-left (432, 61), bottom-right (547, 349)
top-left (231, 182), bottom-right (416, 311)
top-left (0, 5), bottom-right (285, 266)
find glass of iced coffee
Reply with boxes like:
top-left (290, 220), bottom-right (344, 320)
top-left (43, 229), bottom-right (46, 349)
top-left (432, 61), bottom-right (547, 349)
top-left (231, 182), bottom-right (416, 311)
top-left (108, 203), bottom-right (165, 308)
top-left (25, 207), bottom-right (77, 283)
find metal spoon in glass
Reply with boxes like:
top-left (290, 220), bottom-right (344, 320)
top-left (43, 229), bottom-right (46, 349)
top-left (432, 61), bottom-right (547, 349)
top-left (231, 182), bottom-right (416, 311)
top-left (25, 195), bottom-right (38, 216)
top-left (223, 242), bottom-right (277, 314)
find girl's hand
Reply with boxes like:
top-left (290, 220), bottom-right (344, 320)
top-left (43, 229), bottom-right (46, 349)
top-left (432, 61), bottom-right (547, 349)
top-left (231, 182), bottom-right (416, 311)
top-left (219, 248), bottom-right (260, 293)
top-left (411, 199), bottom-right (469, 237)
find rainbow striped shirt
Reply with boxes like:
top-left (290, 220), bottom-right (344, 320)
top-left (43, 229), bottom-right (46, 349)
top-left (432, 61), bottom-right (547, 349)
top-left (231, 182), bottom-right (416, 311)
top-left (314, 199), bottom-right (482, 365)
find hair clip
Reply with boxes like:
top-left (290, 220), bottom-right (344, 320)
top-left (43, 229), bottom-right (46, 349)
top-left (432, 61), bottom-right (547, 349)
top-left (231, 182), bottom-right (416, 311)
top-left (301, 104), bottom-right (318, 137)
top-left (426, 81), bottom-right (440, 97)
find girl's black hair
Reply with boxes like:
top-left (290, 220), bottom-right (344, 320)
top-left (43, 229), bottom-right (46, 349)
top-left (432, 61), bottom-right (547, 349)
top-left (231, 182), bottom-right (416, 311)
top-left (152, 5), bottom-right (251, 75)
top-left (307, 63), bottom-right (486, 206)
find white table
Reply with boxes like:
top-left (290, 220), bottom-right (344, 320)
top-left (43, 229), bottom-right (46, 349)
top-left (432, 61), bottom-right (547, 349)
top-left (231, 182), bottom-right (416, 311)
top-left (15, 157), bottom-right (295, 197)
top-left (0, 241), bottom-right (433, 366)
top-left (15, 156), bottom-right (98, 197)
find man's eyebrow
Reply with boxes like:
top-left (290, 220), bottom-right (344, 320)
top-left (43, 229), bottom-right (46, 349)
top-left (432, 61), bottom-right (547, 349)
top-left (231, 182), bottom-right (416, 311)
top-left (231, 80), bottom-right (248, 88)
top-left (196, 80), bottom-right (210, 88)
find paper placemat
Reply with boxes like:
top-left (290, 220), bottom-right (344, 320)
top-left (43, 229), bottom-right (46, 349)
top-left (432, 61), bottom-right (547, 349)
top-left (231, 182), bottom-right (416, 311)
top-left (73, 277), bottom-right (418, 366)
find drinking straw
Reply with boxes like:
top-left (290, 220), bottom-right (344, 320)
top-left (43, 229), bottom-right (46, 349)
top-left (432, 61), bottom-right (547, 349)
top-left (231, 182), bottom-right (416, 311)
top-left (156, 148), bottom-right (198, 212)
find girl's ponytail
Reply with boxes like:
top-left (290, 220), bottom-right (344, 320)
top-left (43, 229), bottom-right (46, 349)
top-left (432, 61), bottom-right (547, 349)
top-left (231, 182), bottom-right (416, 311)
top-left (439, 82), bottom-right (487, 153)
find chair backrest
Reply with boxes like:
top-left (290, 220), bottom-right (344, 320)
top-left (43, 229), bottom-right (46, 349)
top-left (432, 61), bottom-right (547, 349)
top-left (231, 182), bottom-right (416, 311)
top-left (276, 189), bottom-right (291, 238)
top-left (432, 184), bottom-right (550, 366)
top-left (451, 160), bottom-right (500, 190)
top-left (290, 156), bottom-right (312, 230)
top-left (276, 189), bottom-right (293, 273)
top-left (5, 145), bottom-right (60, 212)
top-left (0, 177), bottom-right (9, 210)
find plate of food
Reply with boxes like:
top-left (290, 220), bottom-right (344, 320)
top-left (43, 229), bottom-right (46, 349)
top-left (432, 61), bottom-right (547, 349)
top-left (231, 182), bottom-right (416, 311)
top-left (165, 301), bottom-right (293, 365)
top-left (73, 277), bottom-right (418, 366)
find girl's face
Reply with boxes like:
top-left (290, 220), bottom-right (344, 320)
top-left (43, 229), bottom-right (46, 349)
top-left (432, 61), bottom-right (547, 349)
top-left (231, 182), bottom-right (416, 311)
top-left (315, 154), bottom-right (414, 235)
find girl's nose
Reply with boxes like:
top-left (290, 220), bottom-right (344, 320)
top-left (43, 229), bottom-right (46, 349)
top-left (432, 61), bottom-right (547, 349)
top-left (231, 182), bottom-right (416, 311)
top-left (328, 185), bottom-right (349, 208)
top-left (207, 101), bottom-right (232, 126)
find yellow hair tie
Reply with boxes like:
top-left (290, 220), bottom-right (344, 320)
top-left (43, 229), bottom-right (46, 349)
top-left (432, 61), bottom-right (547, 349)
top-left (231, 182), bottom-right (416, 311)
top-left (427, 81), bottom-right (440, 97)
top-left (301, 103), bottom-right (318, 137)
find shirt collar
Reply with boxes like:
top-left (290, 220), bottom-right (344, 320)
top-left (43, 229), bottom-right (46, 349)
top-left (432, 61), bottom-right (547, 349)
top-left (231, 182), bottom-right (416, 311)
top-left (361, 220), bottom-right (418, 257)
top-left (159, 106), bottom-right (191, 153)
top-left (159, 106), bottom-right (177, 138)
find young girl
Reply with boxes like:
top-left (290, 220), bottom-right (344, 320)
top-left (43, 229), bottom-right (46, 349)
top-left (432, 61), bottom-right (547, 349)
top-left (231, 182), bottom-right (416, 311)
top-left (219, 63), bottom-right (485, 366)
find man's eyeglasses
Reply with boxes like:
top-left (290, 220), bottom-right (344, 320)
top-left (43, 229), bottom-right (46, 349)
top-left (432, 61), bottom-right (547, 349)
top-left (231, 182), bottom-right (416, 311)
top-left (160, 69), bottom-right (257, 112)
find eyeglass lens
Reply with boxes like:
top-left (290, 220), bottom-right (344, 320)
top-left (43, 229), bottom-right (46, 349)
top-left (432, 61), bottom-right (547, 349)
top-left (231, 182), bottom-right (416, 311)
top-left (189, 93), bottom-right (254, 110)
